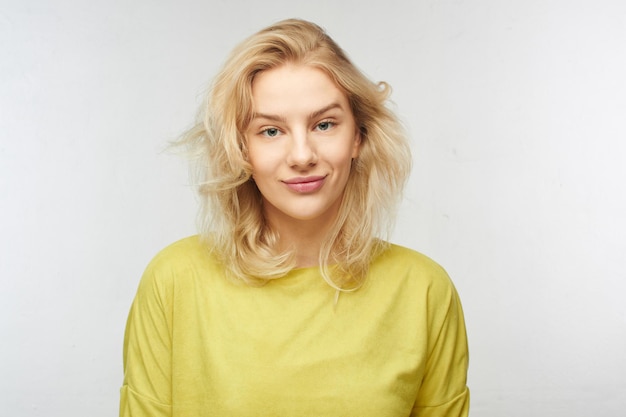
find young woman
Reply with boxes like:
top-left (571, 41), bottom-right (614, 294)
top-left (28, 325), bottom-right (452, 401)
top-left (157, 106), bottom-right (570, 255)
top-left (120, 19), bottom-right (469, 417)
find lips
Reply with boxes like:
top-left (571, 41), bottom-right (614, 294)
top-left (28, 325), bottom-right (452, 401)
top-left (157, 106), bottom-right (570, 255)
top-left (282, 175), bottom-right (326, 193)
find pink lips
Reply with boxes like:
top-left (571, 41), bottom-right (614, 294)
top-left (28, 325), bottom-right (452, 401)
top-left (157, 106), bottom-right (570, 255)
top-left (283, 176), bottom-right (326, 193)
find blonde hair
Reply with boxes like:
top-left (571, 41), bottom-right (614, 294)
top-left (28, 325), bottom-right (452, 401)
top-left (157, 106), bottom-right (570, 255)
top-left (180, 18), bottom-right (411, 290)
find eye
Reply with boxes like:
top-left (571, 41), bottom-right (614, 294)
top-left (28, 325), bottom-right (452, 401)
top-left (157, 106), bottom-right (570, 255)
top-left (261, 127), bottom-right (280, 137)
top-left (316, 120), bottom-right (335, 131)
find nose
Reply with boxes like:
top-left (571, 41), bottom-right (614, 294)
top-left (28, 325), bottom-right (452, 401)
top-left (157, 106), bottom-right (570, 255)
top-left (287, 129), bottom-right (317, 168)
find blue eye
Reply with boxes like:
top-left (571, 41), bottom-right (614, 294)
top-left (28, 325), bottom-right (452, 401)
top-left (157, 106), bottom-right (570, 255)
top-left (262, 128), bottom-right (280, 137)
top-left (316, 121), bottom-right (334, 131)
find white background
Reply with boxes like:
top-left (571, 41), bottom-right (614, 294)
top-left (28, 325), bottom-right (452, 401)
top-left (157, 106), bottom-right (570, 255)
top-left (1, 0), bottom-right (625, 416)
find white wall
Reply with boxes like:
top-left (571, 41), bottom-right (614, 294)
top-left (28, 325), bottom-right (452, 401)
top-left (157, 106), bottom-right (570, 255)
top-left (1, 0), bottom-right (624, 416)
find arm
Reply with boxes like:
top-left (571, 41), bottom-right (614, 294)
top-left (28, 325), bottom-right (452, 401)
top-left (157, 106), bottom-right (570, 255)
top-left (413, 277), bottom-right (470, 416)
top-left (120, 260), bottom-right (173, 417)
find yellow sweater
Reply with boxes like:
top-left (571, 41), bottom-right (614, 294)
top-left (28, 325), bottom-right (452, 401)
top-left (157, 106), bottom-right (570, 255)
top-left (120, 236), bottom-right (469, 416)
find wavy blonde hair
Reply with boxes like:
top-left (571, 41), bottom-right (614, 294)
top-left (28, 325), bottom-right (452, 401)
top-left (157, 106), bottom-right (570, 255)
top-left (180, 18), bottom-right (411, 290)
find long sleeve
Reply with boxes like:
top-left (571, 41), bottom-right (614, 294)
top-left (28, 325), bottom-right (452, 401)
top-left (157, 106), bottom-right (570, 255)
top-left (120, 258), bottom-right (173, 417)
top-left (412, 276), bottom-right (470, 416)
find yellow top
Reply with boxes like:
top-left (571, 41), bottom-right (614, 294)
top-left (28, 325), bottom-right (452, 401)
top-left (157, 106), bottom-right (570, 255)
top-left (120, 236), bottom-right (469, 416)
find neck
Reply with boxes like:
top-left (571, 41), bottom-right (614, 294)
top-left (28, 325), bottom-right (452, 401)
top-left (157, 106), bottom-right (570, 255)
top-left (267, 215), bottom-right (337, 268)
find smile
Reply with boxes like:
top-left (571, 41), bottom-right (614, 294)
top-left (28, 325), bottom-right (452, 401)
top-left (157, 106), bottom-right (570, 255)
top-left (282, 176), bottom-right (326, 193)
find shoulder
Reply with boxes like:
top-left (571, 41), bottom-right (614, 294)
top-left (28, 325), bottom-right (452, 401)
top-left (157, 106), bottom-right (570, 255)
top-left (139, 235), bottom-right (219, 292)
top-left (150, 234), bottom-right (208, 260)
top-left (369, 243), bottom-right (457, 299)
top-left (374, 243), bottom-right (450, 280)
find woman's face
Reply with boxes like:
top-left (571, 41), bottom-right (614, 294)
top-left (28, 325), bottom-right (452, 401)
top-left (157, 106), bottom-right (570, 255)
top-left (245, 63), bottom-right (361, 230)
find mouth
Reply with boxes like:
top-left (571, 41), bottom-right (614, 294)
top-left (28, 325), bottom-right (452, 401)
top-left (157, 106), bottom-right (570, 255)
top-left (282, 175), bottom-right (326, 193)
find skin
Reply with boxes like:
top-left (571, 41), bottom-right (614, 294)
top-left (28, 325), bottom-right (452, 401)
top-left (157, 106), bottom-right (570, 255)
top-left (245, 63), bottom-right (361, 267)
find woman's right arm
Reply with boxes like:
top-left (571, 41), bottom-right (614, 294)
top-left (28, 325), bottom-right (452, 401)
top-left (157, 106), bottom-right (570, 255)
top-left (120, 260), bottom-right (173, 417)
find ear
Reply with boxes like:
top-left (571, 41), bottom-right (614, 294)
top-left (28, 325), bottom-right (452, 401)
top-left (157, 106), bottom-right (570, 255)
top-left (351, 131), bottom-right (362, 159)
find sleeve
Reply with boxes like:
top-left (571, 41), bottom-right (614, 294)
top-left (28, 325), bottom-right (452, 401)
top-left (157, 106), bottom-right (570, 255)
top-left (412, 273), bottom-right (470, 417)
top-left (119, 258), bottom-right (173, 417)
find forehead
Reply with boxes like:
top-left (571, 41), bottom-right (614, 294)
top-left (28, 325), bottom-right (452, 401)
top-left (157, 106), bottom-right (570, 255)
top-left (250, 64), bottom-right (349, 115)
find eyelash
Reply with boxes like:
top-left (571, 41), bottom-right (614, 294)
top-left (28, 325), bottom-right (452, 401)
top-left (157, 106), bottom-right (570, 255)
top-left (258, 119), bottom-right (336, 138)
top-left (260, 127), bottom-right (281, 138)
top-left (315, 120), bottom-right (335, 131)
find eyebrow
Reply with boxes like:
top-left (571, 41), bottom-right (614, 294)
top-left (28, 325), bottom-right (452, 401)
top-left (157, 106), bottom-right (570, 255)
top-left (252, 102), bottom-right (344, 123)
top-left (309, 102), bottom-right (343, 120)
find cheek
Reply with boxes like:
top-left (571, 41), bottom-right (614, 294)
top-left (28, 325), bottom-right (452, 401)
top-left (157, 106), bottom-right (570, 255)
top-left (335, 143), bottom-right (360, 166)
top-left (248, 153), bottom-right (276, 180)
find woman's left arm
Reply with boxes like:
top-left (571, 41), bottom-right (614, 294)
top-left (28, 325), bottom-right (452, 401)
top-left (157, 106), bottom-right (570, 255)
top-left (412, 275), bottom-right (470, 417)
